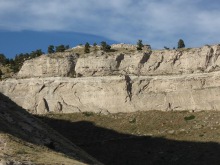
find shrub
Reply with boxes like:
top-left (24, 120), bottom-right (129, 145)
top-left (100, 41), bottom-right (111, 51)
top-left (184, 115), bottom-right (195, 121)
top-left (164, 46), bottom-right (170, 50)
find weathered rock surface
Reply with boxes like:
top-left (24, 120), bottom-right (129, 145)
top-left (111, 43), bottom-right (151, 50)
top-left (75, 52), bottom-right (151, 77)
top-left (0, 77), bottom-right (132, 114)
top-left (140, 45), bottom-right (220, 75)
top-left (75, 55), bottom-right (119, 77)
top-left (1, 71), bottom-right (220, 114)
top-left (17, 53), bottom-right (78, 78)
top-left (76, 45), bottom-right (220, 77)
top-left (17, 44), bottom-right (220, 78)
top-left (3, 44), bottom-right (220, 114)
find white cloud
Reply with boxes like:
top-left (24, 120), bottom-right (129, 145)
top-left (0, 0), bottom-right (220, 48)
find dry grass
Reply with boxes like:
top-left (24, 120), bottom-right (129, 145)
top-left (0, 133), bottom-right (87, 165)
top-left (41, 111), bottom-right (220, 142)
top-left (38, 111), bottom-right (220, 165)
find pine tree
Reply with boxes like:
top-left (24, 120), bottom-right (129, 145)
top-left (84, 42), bottom-right (90, 53)
top-left (0, 54), bottom-right (6, 65)
top-left (137, 40), bottom-right (144, 50)
top-left (55, 45), bottom-right (66, 52)
top-left (48, 45), bottom-right (55, 54)
top-left (178, 39), bottom-right (185, 49)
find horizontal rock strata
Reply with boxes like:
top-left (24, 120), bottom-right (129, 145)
top-left (17, 53), bottom-right (78, 78)
top-left (3, 44), bottom-right (220, 114)
top-left (1, 71), bottom-right (220, 114)
top-left (17, 45), bottom-right (220, 78)
top-left (76, 45), bottom-right (220, 77)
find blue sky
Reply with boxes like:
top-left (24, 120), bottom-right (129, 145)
top-left (0, 0), bottom-right (220, 58)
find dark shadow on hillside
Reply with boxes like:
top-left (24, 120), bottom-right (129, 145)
top-left (37, 115), bottom-right (220, 165)
top-left (0, 92), bottom-right (99, 164)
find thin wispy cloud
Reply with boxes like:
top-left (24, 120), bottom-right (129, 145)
top-left (0, 0), bottom-right (220, 48)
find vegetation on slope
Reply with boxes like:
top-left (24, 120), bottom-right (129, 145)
top-left (38, 111), bottom-right (220, 165)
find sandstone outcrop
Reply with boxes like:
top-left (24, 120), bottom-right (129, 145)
top-left (17, 52), bottom-right (78, 78)
top-left (1, 71), bottom-right (220, 114)
top-left (140, 45), bottom-right (220, 75)
top-left (76, 45), bottom-right (220, 77)
top-left (75, 52), bottom-right (152, 77)
top-left (17, 44), bottom-right (220, 78)
top-left (2, 44), bottom-right (220, 114)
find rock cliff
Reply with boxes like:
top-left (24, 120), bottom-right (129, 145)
top-left (1, 71), bottom-right (220, 114)
top-left (17, 52), bottom-right (78, 78)
top-left (1, 44), bottom-right (220, 114)
top-left (75, 45), bottom-right (220, 77)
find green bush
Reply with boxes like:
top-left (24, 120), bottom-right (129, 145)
top-left (184, 115), bottom-right (195, 121)
top-left (100, 41), bottom-right (111, 51)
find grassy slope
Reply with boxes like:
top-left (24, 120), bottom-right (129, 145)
top-left (38, 111), bottom-right (220, 165)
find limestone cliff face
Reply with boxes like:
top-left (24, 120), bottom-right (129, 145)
top-left (1, 72), bottom-right (220, 114)
top-left (76, 45), bottom-right (220, 77)
top-left (17, 52), bottom-right (78, 78)
top-left (140, 45), bottom-right (220, 75)
top-left (2, 44), bottom-right (220, 114)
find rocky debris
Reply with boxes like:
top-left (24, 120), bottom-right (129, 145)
top-left (111, 43), bottom-right (151, 50)
top-left (167, 130), bottom-right (175, 134)
top-left (0, 160), bottom-right (33, 165)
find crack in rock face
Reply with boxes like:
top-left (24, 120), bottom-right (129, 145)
top-left (116, 54), bottom-right (124, 69)
top-left (125, 75), bottom-right (132, 101)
